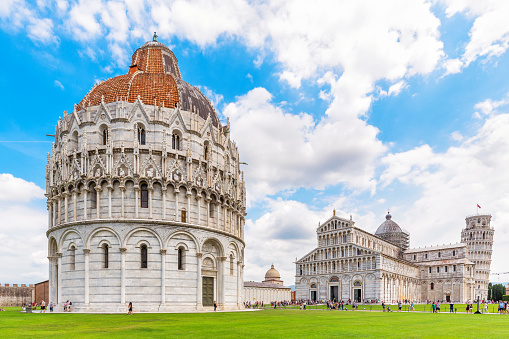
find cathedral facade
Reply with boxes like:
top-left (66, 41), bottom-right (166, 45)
top-left (295, 212), bottom-right (493, 303)
top-left (46, 38), bottom-right (246, 312)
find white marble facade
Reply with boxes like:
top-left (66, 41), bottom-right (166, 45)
top-left (296, 212), bottom-right (493, 303)
top-left (46, 39), bottom-right (246, 312)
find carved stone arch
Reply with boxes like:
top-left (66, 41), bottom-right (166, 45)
top-left (97, 239), bottom-right (112, 249)
top-left (201, 237), bottom-right (225, 257)
top-left (123, 226), bottom-right (163, 249)
top-left (202, 254), bottom-right (216, 269)
top-left (59, 228), bottom-right (83, 250)
top-left (166, 230), bottom-right (199, 252)
top-left (227, 241), bottom-right (241, 259)
top-left (85, 227), bottom-right (122, 249)
top-left (48, 236), bottom-right (58, 256)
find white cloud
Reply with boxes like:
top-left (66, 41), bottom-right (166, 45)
top-left (388, 80), bottom-right (407, 96)
top-left (474, 97), bottom-right (508, 115)
top-left (54, 79), bottom-right (64, 90)
top-left (0, 174), bottom-right (47, 283)
top-left (0, 173), bottom-right (45, 202)
top-left (450, 130), bottom-right (463, 141)
top-left (379, 99), bottom-right (509, 275)
top-left (442, 58), bottom-right (463, 75)
top-left (445, 1), bottom-right (509, 68)
top-left (224, 87), bottom-right (386, 203)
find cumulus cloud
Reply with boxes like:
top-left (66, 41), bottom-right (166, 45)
top-left (379, 97), bottom-right (509, 274)
top-left (0, 173), bottom-right (45, 202)
top-left (444, 1), bottom-right (509, 69)
top-left (0, 174), bottom-right (47, 283)
top-left (224, 88), bottom-right (386, 203)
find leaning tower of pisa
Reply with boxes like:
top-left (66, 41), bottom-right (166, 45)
top-left (461, 214), bottom-right (494, 301)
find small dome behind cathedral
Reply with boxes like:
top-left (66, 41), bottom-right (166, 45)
top-left (375, 212), bottom-right (410, 250)
top-left (263, 265), bottom-right (284, 285)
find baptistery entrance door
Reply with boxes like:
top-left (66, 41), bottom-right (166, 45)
top-left (202, 277), bottom-right (214, 306)
top-left (330, 286), bottom-right (339, 301)
top-left (354, 289), bottom-right (362, 302)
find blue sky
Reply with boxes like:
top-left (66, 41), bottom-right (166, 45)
top-left (1, 0), bottom-right (509, 285)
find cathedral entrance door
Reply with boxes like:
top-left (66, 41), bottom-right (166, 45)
top-left (310, 291), bottom-right (317, 301)
top-left (354, 288), bottom-right (361, 302)
top-left (446, 295), bottom-right (451, 302)
top-left (202, 277), bottom-right (214, 306)
top-left (330, 286), bottom-right (338, 301)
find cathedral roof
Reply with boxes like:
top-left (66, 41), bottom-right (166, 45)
top-left (78, 38), bottom-right (220, 127)
top-left (375, 212), bottom-right (408, 235)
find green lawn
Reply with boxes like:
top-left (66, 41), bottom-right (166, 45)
top-left (1, 306), bottom-right (508, 338)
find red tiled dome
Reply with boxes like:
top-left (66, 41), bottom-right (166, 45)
top-left (78, 40), bottom-right (220, 127)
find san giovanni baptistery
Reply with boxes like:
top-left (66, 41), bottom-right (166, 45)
top-left (46, 37), bottom-right (246, 312)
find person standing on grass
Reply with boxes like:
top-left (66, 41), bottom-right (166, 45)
top-left (49, 301), bottom-right (53, 312)
top-left (432, 302), bottom-right (436, 313)
top-left (41, 300), bottom-right (46, 313)
top-left (214, 301), bottom-right (217, 311)
top-left (437, 301), bottom-right (441, 313)
top-left (484, 302), bottom-right (488, 314)
top-left (449, 302), bottom-right (454, 313)
top-left (127, 302), bottom-right (133, 315)
top-left (398, 301), bottom-right (402, 312)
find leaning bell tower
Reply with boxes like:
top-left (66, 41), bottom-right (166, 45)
top-left (461, 214), bottom-right (494, 301)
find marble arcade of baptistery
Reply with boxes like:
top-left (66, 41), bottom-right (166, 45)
top-left (46, 38), bottom-right (246, 312)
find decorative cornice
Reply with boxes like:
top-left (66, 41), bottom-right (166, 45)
top-left (46, 218), bottom-right (245, 247)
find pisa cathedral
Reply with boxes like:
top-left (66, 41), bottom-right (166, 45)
top-left (295, 212), bottom-right (494, 303)
top-left (46, 38), bottom-right (246, 312)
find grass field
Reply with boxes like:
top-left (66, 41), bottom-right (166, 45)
top-left (1, 306), bottom-right (508, 338)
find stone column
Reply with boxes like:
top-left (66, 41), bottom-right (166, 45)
top-left (108, 184), bottom-right (113, 218)
top-left (73, 190), bottom-right (77, 221)
top-left (196, 195), bottom-right (202, 224)
top-left (95, 186), bottom-right (101, 218)
top-left (84, 249), bottom-right (90, 304)
top-left (196, 252), bottom-right (203, 308)
top-left (120, 186), bottom-right (125, 218)
top-left (186, 192), bottom-right (191, 221)
top-left (64, 192), bottom-right (68, 223)
top-left (83, 189), bottom-right (88, 220)
top-left (174, 190), bottom-right (179, 221)
top-left (217, 204), bottom-right (220, 229)
top-left (58, 195), bottom-right (62, 224)
top-left (160, 249), bottom-right (166, 304)
top-left (237, 261), bottom-right (242, 307)
top-left (48, 257), bottom-right (58, 304)
top-left (162, 188), bottom-right (167, 220)
top-left (218, 256), bottom-right (226, 306)
top-left (206, 199), bottom-right (211, 227)
top-left (120, 247), bottom-right (127, 304)
top-left (149, 186), bottom-right (153, 219)
top-left (134, 186), bottom-right (139, 218)
top-left (57, 252), bottom-right (63, 305)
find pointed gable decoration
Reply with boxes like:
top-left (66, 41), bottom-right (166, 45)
top-left (112, 145), bottom-right (134, 178)
top-left (127, 96), bottom-right (151, 122)
top-left (94, 100), bottom-right (113, 124)
top-left (193, 164), bottom-right (207, 188)
top-left (88, 149), bottom-right (107, 178)
top-left (167, 104), bottom-right (188, 133)
top-left (167, 157), bottom-right (186, 183)
top-left (140, 148), bottom-right (163, 179)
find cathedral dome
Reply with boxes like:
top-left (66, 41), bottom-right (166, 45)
top-left (265, 265), bottom-right (281, 280)
top-left (375, 212), bottom-right (403, 235)
top-left (78, 38), bottom-right (220, 127)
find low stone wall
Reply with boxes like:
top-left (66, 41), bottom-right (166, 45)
top-left (0, 283), bottom-right (34, 306)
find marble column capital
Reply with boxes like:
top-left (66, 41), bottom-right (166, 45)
top-left (196, 252), bottom-right (203, 258)
top-left (119, 247), bottom-right (127, 253)
top-left (83, 248), bottom-right (91, 254)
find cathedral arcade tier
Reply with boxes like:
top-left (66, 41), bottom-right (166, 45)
top-left (46, 38), bottom-right (246, 312)
top-left (295, 212), bottom-right (493, 303)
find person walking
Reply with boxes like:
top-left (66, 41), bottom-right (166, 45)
top-left (214, 301), bottom-right (217, 311)
top-left (449, 302), bottom-right (454, 313)
top-left (432, 302), bottom-right (436, 313)
top-left (127, 302), bottom-right (133, 315)
top-left (49, 301), bottom-right (53, 312)
top-left (41, 300), bottom-right (46, 313)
